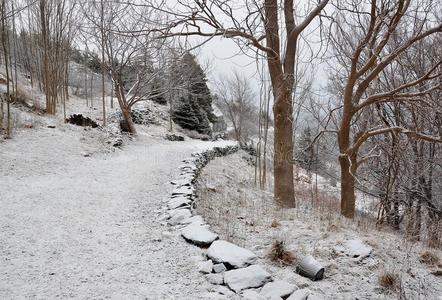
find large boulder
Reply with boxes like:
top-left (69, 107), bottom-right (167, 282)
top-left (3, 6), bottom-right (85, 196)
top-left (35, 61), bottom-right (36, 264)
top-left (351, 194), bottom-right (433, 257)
top-left (224, 265), bottom-right (272, 292)
top-left (260, 280), bottom-right (297, 299)
top-left (207, 240), bottom-right (257, 269)
top-left (181, 224), bottom-right (219, 246)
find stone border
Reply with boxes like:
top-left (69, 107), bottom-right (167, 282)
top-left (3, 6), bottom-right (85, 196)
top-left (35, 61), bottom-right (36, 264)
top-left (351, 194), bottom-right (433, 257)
top-left (162, 144), bottom-right (321, 300)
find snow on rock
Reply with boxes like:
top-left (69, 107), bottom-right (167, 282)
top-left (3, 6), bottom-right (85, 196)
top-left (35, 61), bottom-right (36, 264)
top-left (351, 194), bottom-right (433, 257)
top-left (168, 197), bottom-right (192, 209)
top-left (206, 273), bottom-right (224, 285)
top-left (242, 290), bottom-right (265, 300)
top-left (334, 239), bottom-right (372, 260)
top-left (207, 240), bottom-right (257, 269)
top-left (198, 260), bottom-right (214, 274)
top-left (182, 224), bottom-right (219, 246)
top-left (168, 208), bottom-right (192, 225)
top-left (170, 178), bottom-right (192, 186)
top-left (224, 265), bottom-right (272, 292)
top-left (260, 280), bottom-right (297, 299)
top-left (286, 288), bottom-right (311, 300)
top-left (210, 285), bottom-right (235, 297)
top-left (171, 186), bottom-right (194, 196)
top-left (213, 263), bottom-right (227, 273)
top-left (306, 294), bottom-right (325, 300)
top-left (180, 215), bottom-right (205, 226)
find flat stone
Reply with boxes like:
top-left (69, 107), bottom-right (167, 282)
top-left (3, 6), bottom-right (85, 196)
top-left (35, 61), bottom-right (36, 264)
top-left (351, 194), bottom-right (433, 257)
top-left (260, 280), bottom-right (297, 299)
top-left (211, 285), bottom-right (235, 297)
top-left (207, 240), bottom-right (257, 269)
top-left (182, 224), bottom-right (219, 246)
top-left (224, 265), bottom-right (272, 292)
top-left (334, 239), bottom-right (372, 260)
top-left (206, 273), bottom-right (224, 285)
top-left (170, 178), bottom-right (192, 186)
top-left (213, 263), bottom-right (227, 273)
top-left (168, 208), bottom-right (192, 225)
top-left (287, 289), bottom-right (311, 300)
top-left (168, 197), bottom-right (191, 209)
top-left (198, 260), bottom-right (214, 274)
top-left (242, 290), bottom-right (265, 300)
top-left (171, 186), bottom-right (194, 196)
top-left (180, 215), bottom-right (205, 226)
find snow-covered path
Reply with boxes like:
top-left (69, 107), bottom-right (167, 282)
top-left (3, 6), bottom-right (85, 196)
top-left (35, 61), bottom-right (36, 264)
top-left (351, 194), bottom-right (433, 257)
top-left (0, 127), bottom-right (220, 299)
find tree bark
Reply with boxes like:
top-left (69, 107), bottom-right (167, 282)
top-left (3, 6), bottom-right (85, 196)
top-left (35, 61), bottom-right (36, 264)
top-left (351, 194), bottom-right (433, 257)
top-left (273, 85), bottom-right (295, 207)
top-left (339, 154), bottom-right (357, 218)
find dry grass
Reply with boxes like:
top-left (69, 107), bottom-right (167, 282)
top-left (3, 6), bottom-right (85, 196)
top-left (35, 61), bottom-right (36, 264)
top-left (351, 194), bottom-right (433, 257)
top-left (267, 240), bottom-right (297, 266)
top-left (378, 270), bottom-right (398, 289)
top-left (270, 219), bottom-right (281, 228)
top-left (419, 250), bottom-right (440, 267)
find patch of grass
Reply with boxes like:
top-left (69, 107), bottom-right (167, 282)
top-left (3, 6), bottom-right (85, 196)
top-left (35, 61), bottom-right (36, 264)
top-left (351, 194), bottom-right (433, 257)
top-left (267, 240), bottom-right (296, 266)
top-left (378, 270), bottom-right (398, 289)
top-left (270, 219), bottom-right (281, 228)
top-left (419, 250), bottom-right (440, 266)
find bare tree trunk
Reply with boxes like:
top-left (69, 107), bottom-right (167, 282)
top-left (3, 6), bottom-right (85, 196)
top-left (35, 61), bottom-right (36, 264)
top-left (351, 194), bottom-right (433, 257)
top-left (273, 85), bottom-right (295, 207)
top-left (339, 154), bottom-right (357, 218)
top-left (101, 0), bottom-right (106, 126)
top-left (1, 0), bottom-right (11, 138)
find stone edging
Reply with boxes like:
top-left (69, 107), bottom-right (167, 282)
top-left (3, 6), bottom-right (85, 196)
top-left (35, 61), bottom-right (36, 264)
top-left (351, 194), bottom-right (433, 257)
top-left (161, 144), bottom-right (305, 299)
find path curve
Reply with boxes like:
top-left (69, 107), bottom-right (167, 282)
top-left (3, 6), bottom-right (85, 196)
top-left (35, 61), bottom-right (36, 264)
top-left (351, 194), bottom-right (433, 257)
top-left (0, 126), bottom-right (224, 299)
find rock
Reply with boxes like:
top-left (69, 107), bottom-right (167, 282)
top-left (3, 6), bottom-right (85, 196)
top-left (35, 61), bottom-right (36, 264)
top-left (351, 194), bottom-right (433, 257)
top-left (182, 224), bottom-right (219, 246)
top-left (207, 240), bottom-right (257, 269)
top-left (260, 280), bottom-right (297, 299)
top-left (47, 125), bottom-right (56, 129)
top-left (112, 137), bottom-right (123, 147)
top-left (168, 208), bottom-right (192, 225)
top-left (306, 294), bottom-right (325, 300)
top-left (165, 133), bottom-right (185, 141)
top-left (171, 178), bottom-right (192, 186)
top-left (224, 265), bottom-right (272, 292)
top-left (171, 186), bottom-right (194, 196)
top-left (293, 276), bottom-right (311, 289)
top-left (242, 290), bottom-right (265, 300)
top-left (180, 215), bottom-right (205, 226)
top-left (334, 239), bottom-right (372, 260)
top-left (198, 260), bottom-right (214, 274)
top-left (287, 288), bottom-right (311, 300)
top-left (168, 197), bottom-right (192, 209)
top-left (206, 273), bottom-right (224, 285)
top-left (213, 263), bottom-right (227, 273)
top-left (211, 285), bottom-right (235, 297)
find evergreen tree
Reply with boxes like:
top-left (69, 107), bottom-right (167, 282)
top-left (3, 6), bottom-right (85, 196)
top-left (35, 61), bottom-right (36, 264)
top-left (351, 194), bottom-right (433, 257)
top-left (172, 52), bottom-right (215, 134)
top-left (295, 126), bottom-right (319, 171)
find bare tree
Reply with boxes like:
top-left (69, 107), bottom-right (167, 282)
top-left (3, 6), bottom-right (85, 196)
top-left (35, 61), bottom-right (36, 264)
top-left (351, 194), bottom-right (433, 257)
top-left (81, 2), bottom-right (172, 134)
top-left (215, 70), bottom-right (258, 145)
top-left (0, 0), bottom-right (11, 137)
top-left (328, 0), bottom-right (442, 218)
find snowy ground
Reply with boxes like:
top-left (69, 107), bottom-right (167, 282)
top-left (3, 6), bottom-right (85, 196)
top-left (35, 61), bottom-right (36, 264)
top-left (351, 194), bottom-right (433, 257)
top-left (0, 121), bottom-right (233, 299)
top-left (196, 152), bottom-right (442, 300)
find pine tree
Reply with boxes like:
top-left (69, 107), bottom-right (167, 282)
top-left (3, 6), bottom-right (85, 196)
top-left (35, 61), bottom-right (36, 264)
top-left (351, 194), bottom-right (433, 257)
top-left (172, 52), bottom-right (215, 134)
top-left (295, 126), bottom-right (319, 171)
